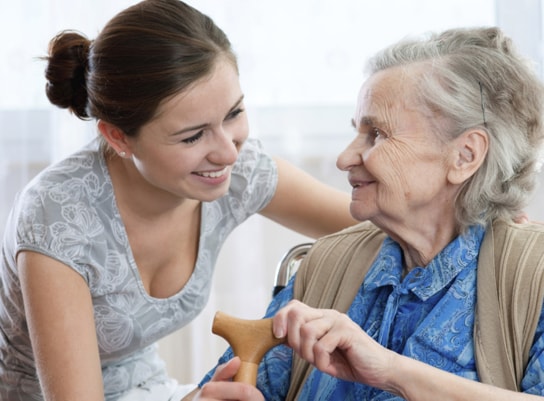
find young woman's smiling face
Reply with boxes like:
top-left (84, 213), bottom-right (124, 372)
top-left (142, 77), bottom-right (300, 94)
top-left (125, 57), bottom-right (249, 202)
top-left (336, 67), bottom-right (456, 232)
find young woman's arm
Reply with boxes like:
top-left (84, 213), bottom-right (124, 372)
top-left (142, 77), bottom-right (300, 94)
top-left (260, 157), bottom-right (357, 239)
top-left (18, 251), bottom-right (104, 401)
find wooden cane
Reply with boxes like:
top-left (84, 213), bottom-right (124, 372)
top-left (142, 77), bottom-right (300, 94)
top-left (212, 311), bottom-right (286, 386)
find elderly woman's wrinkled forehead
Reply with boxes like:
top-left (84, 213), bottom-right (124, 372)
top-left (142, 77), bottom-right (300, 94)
top-left (354, 68), bottom-right (421, 124)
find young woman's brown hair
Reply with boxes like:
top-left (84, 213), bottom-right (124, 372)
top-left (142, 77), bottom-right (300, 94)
top-left (45, 0), bottom-right (236, 136)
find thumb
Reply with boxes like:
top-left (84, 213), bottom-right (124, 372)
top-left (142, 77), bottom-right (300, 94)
top-left (212, 357), bottom-right (242, 382)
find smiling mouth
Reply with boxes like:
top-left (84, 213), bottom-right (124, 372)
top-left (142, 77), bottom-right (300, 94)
top-left (351, 180), bottom-right (375, 189)
top-left (194, 167), bottom-right (228, 178)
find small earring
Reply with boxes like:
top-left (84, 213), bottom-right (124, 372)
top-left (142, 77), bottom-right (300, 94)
top-left (119, 151), bottom-right (126, 158)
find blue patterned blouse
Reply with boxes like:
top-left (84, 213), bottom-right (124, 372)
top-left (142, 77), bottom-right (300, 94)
top-left (201, 225), bottom-right (544, 400)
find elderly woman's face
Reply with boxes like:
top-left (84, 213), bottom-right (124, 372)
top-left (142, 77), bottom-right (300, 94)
top-left (337, 68), bottom-right (458, 230)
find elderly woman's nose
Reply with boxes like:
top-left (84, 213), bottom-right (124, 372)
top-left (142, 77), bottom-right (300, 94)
top-left (336, 144), bottom-right (362, 171)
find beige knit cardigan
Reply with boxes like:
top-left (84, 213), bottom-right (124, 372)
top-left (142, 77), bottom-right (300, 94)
top-left (286, 220), bottom-right (544, 400)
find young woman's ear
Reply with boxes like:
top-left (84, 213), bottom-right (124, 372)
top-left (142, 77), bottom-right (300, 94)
top-left (97, 120), bottom-right (131, 158)
top-left (447, 129), bottom-right (489, 185)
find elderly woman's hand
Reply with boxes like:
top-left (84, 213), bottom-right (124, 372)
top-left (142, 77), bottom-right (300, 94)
top-left (272, 300), bottom-right (397, 389)
top-left (272, 301), bottom-right (544, 401)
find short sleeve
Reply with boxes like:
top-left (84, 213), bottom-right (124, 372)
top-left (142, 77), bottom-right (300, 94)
top-left (226, 138), bottom-right (278, 222)
top-left (12, 148), bottom-right (114, 282)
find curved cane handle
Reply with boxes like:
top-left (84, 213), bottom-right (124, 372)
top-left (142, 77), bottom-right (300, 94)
top-left (212, 311), bottom-right (285, 386)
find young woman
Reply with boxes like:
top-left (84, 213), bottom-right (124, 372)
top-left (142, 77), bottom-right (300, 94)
top-left (0, 1), bottom-right (356, 400)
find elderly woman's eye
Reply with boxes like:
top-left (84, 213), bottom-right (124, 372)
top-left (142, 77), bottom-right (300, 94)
top-left (372, 128), bottom-right (382, 139)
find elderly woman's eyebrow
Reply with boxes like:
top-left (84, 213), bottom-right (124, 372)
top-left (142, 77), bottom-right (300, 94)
top-left (352, 116), bottom-right (372, 128)
top-left (352, 116), bottom-right (388, 130)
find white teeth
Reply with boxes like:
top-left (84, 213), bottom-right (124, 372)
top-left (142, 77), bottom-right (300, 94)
top-left (198, 167), bottom-right (227, 178)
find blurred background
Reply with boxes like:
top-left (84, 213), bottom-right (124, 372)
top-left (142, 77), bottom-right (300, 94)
top-left (1, 0), bottom-right (543, 386)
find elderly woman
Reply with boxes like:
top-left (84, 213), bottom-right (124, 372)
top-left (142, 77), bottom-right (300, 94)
top-left (187, 26), bottom-right (544, 401)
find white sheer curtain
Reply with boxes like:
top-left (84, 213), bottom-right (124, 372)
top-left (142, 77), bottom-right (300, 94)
top-left (2, 0), bottom-right (543, 386)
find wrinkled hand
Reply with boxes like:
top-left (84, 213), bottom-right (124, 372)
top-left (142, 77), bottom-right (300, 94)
top-left (194, 357), bottom-right (264, 401)
top-left (272, 300), bottom-right (396, 388)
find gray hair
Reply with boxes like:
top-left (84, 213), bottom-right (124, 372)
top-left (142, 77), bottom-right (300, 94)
top-left (366, 27), bottom-right (544, 231)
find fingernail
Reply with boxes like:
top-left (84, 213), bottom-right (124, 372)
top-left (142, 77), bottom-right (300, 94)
top-left (274, 327), bottom-right (284, 338)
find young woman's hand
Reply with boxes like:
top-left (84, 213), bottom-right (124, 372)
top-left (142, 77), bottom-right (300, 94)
top-left (190, 357), bottom-right (264, 401)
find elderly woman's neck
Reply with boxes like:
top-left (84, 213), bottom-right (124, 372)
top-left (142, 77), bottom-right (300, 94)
top-left (387, 221), bottom-right (459, 272)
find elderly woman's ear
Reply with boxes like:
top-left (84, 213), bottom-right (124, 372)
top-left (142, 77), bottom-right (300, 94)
top-left (446, 128), bottom-right (489, 185)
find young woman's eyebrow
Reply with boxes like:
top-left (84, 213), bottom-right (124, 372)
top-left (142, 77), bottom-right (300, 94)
top-left (169, 95), bottom-right (245, 137)
top-left (224, 95), bottom-right (244, 117)
top-left (170, 123), bottom-right (208, 137)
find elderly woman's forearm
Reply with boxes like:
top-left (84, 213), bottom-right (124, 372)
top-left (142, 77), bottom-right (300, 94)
top-left (386, 354), bottom-right (543, 401)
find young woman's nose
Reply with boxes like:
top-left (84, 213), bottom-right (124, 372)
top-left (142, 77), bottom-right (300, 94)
top-left (210, 129), bottom-right (240, 165)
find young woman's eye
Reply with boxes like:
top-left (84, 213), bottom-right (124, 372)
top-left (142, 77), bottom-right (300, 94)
top-left (182, 130), bottom-right (204, 144)
top-left (226, 107), bottom-right (244, 120)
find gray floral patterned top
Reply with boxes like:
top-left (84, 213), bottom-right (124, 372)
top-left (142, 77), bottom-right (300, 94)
top-left (0, 137), bottom-right (277, 401)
